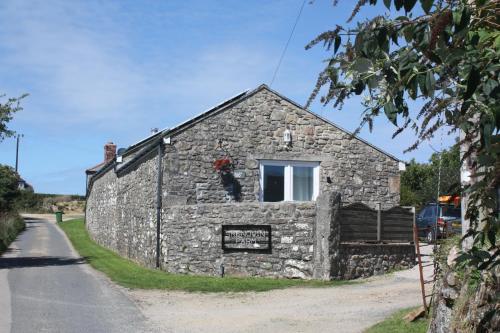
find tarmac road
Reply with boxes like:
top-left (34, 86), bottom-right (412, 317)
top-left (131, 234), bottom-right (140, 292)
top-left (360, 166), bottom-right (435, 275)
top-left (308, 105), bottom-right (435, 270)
top-left (0, 216), bottom-right (153, 333)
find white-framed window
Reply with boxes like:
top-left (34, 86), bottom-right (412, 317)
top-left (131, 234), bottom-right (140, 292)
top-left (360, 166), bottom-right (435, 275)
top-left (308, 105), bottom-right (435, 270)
top-left (259, 160), bottom-right (320, 202)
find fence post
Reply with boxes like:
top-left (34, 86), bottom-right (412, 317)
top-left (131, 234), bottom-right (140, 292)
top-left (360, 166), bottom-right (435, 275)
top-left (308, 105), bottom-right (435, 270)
top-left (376, 203), bottom-right (382, 242)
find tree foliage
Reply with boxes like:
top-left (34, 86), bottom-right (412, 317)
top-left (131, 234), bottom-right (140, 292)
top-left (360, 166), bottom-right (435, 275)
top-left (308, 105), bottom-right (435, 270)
top-left (307, 0), bottom-right (499, 269)
top-left (0, 165), bottom-right (21, 212)
top-left (0, 93), bottom-right (27, 142)
top-left (400, 145), bottom-right (460, 206)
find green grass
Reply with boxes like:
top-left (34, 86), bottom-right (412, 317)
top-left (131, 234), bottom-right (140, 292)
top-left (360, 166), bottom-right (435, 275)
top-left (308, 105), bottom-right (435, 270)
top-left (364, 307), bottom-right (429, 333)
top-left (59, 218), bottom-right (351, 292)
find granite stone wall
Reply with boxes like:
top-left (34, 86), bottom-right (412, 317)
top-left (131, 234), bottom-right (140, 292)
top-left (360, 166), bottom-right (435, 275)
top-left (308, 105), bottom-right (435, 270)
top-left (86, 168), bottom-right (119, 252)
top-left (160, 202), bottom-right (317, 278)
top-left (87, 172), bottom-right (415, 280)
top-left (160, 87), bottom-right (401, 209)
top-left (428, 266), bottom-right (500, 332)
top-left (333, 243), bottom-right (416, 279)
top-left (86, 150), bottom-right (159, 268)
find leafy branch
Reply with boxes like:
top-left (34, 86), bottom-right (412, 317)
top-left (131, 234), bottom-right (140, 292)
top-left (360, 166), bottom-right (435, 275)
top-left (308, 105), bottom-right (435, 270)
top-left (307, 0), bottom-right (499, 270)
top-left (0, 93), bottom-right (28, 142)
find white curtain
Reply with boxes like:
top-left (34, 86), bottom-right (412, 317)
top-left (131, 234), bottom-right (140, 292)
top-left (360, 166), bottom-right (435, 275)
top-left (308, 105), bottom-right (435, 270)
top-left (293, 166), bottom-right (313, 201)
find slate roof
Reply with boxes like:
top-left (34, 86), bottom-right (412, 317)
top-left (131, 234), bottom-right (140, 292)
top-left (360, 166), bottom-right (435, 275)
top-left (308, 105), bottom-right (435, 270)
top-left (85, 162), bottom-right (106, 174)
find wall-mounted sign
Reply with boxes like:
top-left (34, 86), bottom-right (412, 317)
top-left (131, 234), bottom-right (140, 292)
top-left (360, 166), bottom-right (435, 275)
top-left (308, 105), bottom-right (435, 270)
top-left (222, 225), bottom-right (272, 253)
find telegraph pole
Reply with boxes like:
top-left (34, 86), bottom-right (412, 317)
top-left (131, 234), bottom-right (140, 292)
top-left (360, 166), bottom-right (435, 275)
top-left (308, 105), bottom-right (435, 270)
top-left (15, 134), bottom-right (23, 173)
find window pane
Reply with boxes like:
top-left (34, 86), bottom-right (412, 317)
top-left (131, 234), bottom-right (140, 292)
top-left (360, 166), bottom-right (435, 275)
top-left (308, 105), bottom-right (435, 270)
top-left (425, 206), bottom-right (437, 218)
top-left (293, 166), bottom-right (313, 201)
top-left (441, 206), bottom-right (461, 218)
top-left (263, 165), bottom-right (285, 202)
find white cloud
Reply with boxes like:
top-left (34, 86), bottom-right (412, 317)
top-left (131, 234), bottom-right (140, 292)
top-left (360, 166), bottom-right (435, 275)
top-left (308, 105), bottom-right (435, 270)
top-left (0, 1), bottom-right (150, 124)
top-left (0, 0), bottom-right (276, 133)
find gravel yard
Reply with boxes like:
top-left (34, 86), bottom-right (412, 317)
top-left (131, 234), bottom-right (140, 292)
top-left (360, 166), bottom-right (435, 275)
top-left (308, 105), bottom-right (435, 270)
top-left (129, 246), bottom-right (434, 333)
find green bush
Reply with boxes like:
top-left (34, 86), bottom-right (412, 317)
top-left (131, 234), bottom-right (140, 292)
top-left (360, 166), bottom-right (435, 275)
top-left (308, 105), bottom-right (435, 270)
top-left (0, 164), bottom-right (25, 253)
top-left (0, 164), bottom-right (20, 212)
top-left (0, 212), bottom-right (25, 253)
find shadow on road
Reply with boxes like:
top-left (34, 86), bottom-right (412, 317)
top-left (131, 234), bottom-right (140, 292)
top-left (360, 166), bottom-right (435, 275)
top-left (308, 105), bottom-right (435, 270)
top-left (22, 217), bottom-right (48, 221)
top-left (0, 256), bottom-right (86, 269)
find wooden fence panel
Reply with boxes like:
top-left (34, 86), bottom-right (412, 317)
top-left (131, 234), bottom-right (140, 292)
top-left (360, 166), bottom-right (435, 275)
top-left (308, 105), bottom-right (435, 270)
top-left (381, 206), bottom-right (413, 242)
top-left (339, 203), bottom-right (414, 243)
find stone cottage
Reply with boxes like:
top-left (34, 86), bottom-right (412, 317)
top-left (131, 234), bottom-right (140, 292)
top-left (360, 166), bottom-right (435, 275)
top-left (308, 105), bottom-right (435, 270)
top-left (86, 84), bottom-right (413, 279)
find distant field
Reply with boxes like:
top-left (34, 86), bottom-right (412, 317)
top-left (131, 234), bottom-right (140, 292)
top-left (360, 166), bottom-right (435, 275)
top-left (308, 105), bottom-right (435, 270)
top-left (16, 192), bottom-right (85, 214)
top-left (59, 218), bottom-right (353, 292)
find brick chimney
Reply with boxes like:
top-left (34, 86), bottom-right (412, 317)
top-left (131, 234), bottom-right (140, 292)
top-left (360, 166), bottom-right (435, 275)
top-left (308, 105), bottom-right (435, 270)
top-left (104, 142), bottom-right (117, 163)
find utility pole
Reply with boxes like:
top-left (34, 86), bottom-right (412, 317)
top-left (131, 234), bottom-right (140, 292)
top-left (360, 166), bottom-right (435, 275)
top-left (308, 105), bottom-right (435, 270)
top-left (430, 125), bottom-right (444, 255)
top-left (15, 134), bottom-right (23, 173)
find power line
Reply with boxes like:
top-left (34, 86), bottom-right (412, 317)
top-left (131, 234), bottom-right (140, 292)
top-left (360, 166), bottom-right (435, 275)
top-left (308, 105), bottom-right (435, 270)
top-left (269, 0), bottom-right (306, 87)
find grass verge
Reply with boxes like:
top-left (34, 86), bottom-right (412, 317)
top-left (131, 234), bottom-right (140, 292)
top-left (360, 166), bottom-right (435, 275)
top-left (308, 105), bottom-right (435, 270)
top-left (59, 218), bottom-right (352, 292)
top-left (364, 307), bottom-right (429, 333)
top-left (0, 212), bottom-right (25, 254)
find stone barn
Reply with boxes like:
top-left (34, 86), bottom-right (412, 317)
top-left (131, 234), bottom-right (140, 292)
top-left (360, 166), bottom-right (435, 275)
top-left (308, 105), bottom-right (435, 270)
top-left (85, 84), bottom-right (414, 280)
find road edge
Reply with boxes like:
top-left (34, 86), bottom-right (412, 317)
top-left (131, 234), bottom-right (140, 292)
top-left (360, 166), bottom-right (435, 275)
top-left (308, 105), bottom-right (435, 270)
top-left (0, 229), bottom-right (24, 333)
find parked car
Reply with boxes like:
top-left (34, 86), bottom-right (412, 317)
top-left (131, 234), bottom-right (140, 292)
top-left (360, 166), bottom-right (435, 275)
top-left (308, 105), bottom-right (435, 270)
top-left (416, 203), bottom-right (462, 243)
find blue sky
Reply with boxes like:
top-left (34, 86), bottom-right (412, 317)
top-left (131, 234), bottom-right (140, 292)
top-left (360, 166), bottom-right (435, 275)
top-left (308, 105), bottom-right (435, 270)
top-left (0, 0), bottom-right (456, 195)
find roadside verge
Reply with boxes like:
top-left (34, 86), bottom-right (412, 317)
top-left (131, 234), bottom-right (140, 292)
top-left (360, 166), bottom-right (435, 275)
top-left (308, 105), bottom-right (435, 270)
top-left (58, 218), bottom-right (351, 292)
top-left (0, 212), bottom-right (25, 254)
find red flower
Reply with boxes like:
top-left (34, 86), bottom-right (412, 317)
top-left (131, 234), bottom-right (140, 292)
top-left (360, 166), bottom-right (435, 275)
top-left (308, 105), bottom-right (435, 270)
top-left (213, 158), bottom-right (232, 172)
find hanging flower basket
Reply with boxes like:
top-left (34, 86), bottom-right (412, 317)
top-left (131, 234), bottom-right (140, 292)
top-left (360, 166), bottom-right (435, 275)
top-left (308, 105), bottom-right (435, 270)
top-left (213, 158), bottom-right (233, 174)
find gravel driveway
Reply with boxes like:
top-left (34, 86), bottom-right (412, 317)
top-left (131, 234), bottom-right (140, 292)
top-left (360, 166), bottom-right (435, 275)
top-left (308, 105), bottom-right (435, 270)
top-left (129, 245), bottom-right (434, 333)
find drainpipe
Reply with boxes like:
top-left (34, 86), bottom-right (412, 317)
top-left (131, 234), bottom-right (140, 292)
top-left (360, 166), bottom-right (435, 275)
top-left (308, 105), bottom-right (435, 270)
top-left (156, 142), bottom-right (164, 268)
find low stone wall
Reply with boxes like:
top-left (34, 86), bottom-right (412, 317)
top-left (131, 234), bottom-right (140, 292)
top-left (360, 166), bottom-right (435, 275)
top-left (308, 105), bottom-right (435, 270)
top-left (161, 202), bottom-right (317, 279)
top-left (333, 243), bottom-right (416, 279)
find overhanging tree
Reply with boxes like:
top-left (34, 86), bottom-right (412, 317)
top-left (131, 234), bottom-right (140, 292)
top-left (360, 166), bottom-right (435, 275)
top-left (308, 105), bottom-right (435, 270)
top-left (0, 93), bottom-right (27, 142)
top-left (306, 0), bottom-right (498, 269)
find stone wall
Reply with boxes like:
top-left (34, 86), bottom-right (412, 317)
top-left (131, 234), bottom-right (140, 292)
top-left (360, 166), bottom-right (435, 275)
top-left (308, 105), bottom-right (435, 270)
top-left (160, 86), bottom-right (400, 209)
top-left (86, 150), bottom-right (159, 268)
top-left (332, 243), bottom-right (416, 279)
top-left (428, 252), bottom-right (499, 332)
top-left (86, 167), bottom-right (119, 252)
top-left (87, 171), bottom-right (415, 280)
top-left (86, 146), bottom-right (320, 277)
top-left (161, 202), bottom-right (317, 279)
